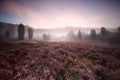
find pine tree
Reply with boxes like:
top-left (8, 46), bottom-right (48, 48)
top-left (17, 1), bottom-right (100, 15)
top-left (101, 27), bottom-right (107, 36)
top-left (28, 28), bottom-right (33, 40)
top-left (90, 30), bottom-right (96, 39)
top-left (78, 30), bottom-right (82, 39)
top-left (5, 30), bottom-right (10, 39)
top-left (18, 23), bottom-right (25, 40)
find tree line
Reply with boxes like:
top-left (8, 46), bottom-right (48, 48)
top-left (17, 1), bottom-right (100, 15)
top-left (4, 23), bottom-right (50, 41)
top-left (5, 23), bottom-right (33, 40)
top-left (3, 23), bottom-right (120, 43)
top-left (68, 26), bottom-right (120, 43)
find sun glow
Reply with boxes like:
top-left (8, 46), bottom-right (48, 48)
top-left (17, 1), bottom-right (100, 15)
top-left (56, 16), bottom-right (80, 27)
top-left (1, 0), bottom-right (119, 29)
top-left (27, 14), bottom-right (83, 29)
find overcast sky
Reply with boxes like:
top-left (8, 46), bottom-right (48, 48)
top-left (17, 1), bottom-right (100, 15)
top-left (0, 0), bottom-right (120, 29)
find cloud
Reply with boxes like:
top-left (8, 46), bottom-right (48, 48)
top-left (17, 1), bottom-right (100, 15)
top-left (1, 0), bottom-right (118, 29)
top-left (3, 1), bottom-right (22, 15)
top-left (2, 1), bottom-right (41, 19)
top-left (1, 0), bottom-right (47, 26)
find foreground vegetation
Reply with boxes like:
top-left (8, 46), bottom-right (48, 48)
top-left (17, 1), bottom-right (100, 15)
top-left (0, 41), bottom-right (120, 80)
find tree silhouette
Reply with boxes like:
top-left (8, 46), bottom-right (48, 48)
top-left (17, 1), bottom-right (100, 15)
top-left (78, 30), bottom-right (82, 39)
top-left (5, 30), bottom-right (10, 39)
top-left (18, 23), bottom-right (25, 40)
top-left (118, 26), bottom-right (120, 32)
top-left (101, 27), bottom-right (107, 36)
top-left (68, 30), bottom-right (76, 39)
top-left (90, 30), bottom-right (96, 39)
top-left (43, 33), bottom-right (50, 40)
top-left (28, 28), bottom-right (33, 40)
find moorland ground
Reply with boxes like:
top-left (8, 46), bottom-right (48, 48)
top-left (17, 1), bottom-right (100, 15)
top-left (0, 41), bottom-right (120, 80)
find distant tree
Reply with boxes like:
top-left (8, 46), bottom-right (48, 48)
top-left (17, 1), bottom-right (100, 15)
top-left (5, 30), bottom-right (10, 39)
top-left (68, 30), bottom-right (76, 39)
top-left (43, 34), bottom-right (47, 40)
top-left (101, 27), bottom-right (107, 36)
top-left (47, 34), bottom-right (51, 39)
top-left (78, 30), bottom-right (82, 39)
top-left (90, 30), bottom-right (96, 39)
top-left (118, 26), bottom-right (120, 32)
top-left (43, 33), bottom-right (50, 40)
top-left (28, 28), bottom-right (33, 40)
top-left (18, 23), bottom-right (25, 40)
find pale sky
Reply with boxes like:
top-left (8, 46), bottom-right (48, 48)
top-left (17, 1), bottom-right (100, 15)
top-left (0, 0), bottom-right (120, 29)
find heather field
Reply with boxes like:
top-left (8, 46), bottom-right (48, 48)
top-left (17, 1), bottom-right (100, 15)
top-left (0, 41), bottom-right (120, 80)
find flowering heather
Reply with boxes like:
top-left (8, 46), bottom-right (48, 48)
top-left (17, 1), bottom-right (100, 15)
top-left (0, 41), bottom-right (120, 80)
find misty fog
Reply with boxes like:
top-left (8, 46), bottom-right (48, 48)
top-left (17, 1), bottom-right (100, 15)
top-left (0, 22), bottom-right (119, 43)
